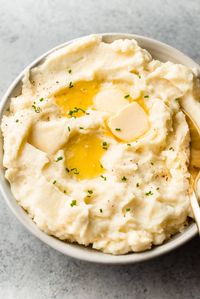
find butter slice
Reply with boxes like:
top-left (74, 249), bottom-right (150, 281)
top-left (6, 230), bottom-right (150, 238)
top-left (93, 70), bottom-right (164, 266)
top-left (108, 102), bottom-right (149, 141)
top-left (29, 120), bottom-right (68, 154)
top-left (93, 86), bottom-right (128, 114)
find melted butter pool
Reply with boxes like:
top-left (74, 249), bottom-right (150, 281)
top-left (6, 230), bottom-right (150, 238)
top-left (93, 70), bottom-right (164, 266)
top-left (65, 133), bottom-right (105, 179)
top-left (54, 80), bottom-right (100, 117)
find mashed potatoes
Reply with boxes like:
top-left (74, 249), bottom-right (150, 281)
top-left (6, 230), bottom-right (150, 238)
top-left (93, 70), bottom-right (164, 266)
top-left (2, 35), bottom-right (200, 254)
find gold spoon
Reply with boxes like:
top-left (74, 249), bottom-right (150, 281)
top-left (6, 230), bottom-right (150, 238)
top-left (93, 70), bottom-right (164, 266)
top-left (184, 111), bottom-right (200, 232)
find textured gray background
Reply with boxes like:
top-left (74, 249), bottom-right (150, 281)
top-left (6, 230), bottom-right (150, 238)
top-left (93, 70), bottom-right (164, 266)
top-left (1, 0), bottom-right (200, 298)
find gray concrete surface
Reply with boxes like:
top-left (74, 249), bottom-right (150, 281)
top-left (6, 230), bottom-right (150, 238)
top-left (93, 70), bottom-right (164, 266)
top-left (1, 0), bottom-right (200, 298)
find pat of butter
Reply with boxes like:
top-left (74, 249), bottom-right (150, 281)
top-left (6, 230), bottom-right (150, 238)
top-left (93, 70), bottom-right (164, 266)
top-left (29, 120), bottom-right (68, 154)
top-left (108, 102), bottom-right (149, 141)
top-left (93, 86), bottom-right (128, 114)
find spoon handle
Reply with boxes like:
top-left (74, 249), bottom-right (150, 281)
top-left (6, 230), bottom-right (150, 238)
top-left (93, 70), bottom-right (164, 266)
top-left (190, 191), bottom-right (200, 233)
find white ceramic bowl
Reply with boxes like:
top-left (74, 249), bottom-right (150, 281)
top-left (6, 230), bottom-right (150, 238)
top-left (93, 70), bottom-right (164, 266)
top-left (0, 33), bottom-right (199, 264)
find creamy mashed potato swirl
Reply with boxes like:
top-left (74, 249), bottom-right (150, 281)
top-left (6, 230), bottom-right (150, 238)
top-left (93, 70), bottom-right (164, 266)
top-left (2, 35), bottom-right (200, 254)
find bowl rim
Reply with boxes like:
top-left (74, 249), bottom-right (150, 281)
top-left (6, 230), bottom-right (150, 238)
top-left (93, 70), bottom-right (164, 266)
top-left (0, 33), bottom-right (198, 264)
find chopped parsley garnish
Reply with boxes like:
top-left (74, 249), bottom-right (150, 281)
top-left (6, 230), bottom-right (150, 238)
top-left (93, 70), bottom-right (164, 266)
top-left (68, 69), bottom-right (72, 74)
top-left (144, 95), bottom-right (149, 98)
top-left (115, 128), bottom-right (121, 131)
top-left (32, 104), bottom-right (41, 113)
top-left (39, 98), bottom-right (44, 102)
top-left (99, 208), bottom-right (103, 213)
top-left (68, 107), bottom-right (85, 117)
top-left (78, 107), bottom-right (85, 113)
top-left (127, 143), bottom-right (131, 146)
top-left (102, 141), bottom-right (109, 150)
top-left (70, 168), bottom-right (79, 175)
top-left (126, 208), bottom-right (131, 212)
top-left (145, 190), bottom-right (153, 196)
top-left (151, 162), bottom-right (154, 165)
top-left (70, 200), bottom-right (77, 207)
top-left (121, 176), bottom-right (127, 182)
top-left (64, 190), bottom-right (67, 193)
top-left (68, 110), bottom-right (74, 117)
top-left (136, 183), bottom-right (140, 187)
top-left (124, 94), bottom-right (130, 99)
top-left (138, 75), bottom-right (141, 79)
top-left (53, 180), bottom-right (56, 184)
top-left (69, 81), bottom-right (74, 88)
top-left (175, 98), bottom-right (179, 101)
top-left (100, 163), bottom-right (103, 169)
top-left (100, 175), bottom-right (107, 181)
top-left (67, 126), bottom-right (71, 132)
top-left (55, 156), bottom-right (63, 162)
top-left (65, 167), bottom-right (79, 175)
top-left (15, 119), bottom-right (19, 123)
top-left (87, 190), bottom-right (93, 195)
top-left (156, 187), bottom-right (160, 190)
top-left (79, 127), bottom-right (84, 130)
top-left (169, 147), bottom-right (174, 151)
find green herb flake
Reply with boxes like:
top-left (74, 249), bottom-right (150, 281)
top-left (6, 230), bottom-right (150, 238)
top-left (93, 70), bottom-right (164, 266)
top-left (68, 110), bottom-right (74, 116)
top-left (55, 156), bottom-right (63, 162)
top-left (175, 98), bottom-right (179, 101)
top-left (145, 190), bottom-right (153, 196)
top-left (69, 81), bottom-right (74, 88)
top-left (71, 168), bottom-right (79, 175)
top-left (138, 75), bottom-right (141, 79)
top-left (136, 183), bottom-right (140, 187)
top-left (115, 128), bottom-right (121, 131)
top-left (151, 162), bottom-right (154, 165)
top-left (68, 107), bottom-right (85, 117)
top-left (68, 69), bottom-right (72, 74)
top-left (67, 126), bottom-right (71, 132)
top-left (99, 208), bottom-right (103, 213)
top-left (39, 98), bottom-right (44, 102)
top-left (127, 143), bottom-right (131, 146)
top-left (100, 175), bottom-right (107, 181)
top-left (32, 104), bottom-right (41, 113)
top-left (102, 141), bottom-right (109, 150)
top-left (169, 147), bottom-right (174, 151)
top-left (121, 176), bottom-right (127, 182)
top-left (79, 127), bottom-right (84, 130)
top-left (144, 95), bottom-right (149, 98)
top-left (64, 190), bottom-right (67, 194)
top-left (126, 208), bottom-right (131, 212)
top-left (15, 119), bottom-right (19, 123)
top-left (70, 200), bottom-right (77, 207)
top-left (65, 167), bottom-right (70, 173)
top-left (53, 180), bottom-right (56, 185)
top-left (124, 94), bottom-right (130, 99)
top-left (77, 107), bottom-right (85, 113)
top-left (100, 163), bottom-right (103, 169)
top-left (156, 187), bottom-right (160, 190)
top-left (87, 190), bottom-right (93, 195)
